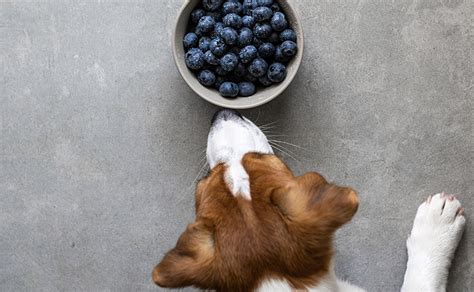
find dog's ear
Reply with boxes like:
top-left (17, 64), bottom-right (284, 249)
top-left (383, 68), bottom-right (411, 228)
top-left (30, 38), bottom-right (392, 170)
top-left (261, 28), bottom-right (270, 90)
top-left (152, 220), bottom-right (214, 288)
top-left (271, 172), bottom-right (358, 232)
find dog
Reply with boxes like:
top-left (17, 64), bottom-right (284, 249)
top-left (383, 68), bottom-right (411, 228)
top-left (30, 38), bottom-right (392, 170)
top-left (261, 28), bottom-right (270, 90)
top-left (152, 109), bottom-right (466, 291)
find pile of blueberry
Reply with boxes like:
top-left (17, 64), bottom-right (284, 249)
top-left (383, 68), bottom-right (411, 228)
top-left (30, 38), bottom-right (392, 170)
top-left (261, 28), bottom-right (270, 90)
top-left (183, 0), bottom-right (298, 98)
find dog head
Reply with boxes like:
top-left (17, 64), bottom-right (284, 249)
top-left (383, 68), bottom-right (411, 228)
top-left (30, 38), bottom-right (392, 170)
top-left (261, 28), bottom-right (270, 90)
top-left (152, 110), bottom-right (358, 291)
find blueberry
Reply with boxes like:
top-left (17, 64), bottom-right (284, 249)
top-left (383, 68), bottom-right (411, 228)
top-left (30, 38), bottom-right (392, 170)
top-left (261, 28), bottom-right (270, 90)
top-left (222, 1), bottom-right (242, 14)
top-left (280, 40), bottom-right (297, 57)
top-left (238, 27), bottom-right (253, 47)
top-left (214, 76), bottom-right (226, 89)
top-left (191, 9), bottom-right (206, 24)
top-left (220, 27), bottom-right (238, 45)
top-left (253, 23), bottom-right (272, 39)
top-left (274, 46), bottom-right (290, 63)
top-left (280, 28), bottom-right (297, 42)
top-left (220, 53), bottom-right (239, 71)
top-left (267, 62), bottom-right (286, 83)
top-left (233, 62), bottom-right (247, 78)
top-left (183, 32), bottom-right (199, 50)
top-left (185, 48), bottom-right (205, 70)
top-left (242, 16), bottom-right (255, 28)
top-left (257, 0), bottom-right (273, 6)
top-left (271, 12), bottom-right (288, 31)
top-left (204, 50), bottom-right (219, 65)
top-left (203, 0), bottom-right (224, 11)
top-left (197, 69), bottom-right (217, 86)
top-left (239, 45), bottom-right (258, 64)
top-left (223, 13), bottom-right (242, 29)
top-left (215, 65), bottom-right (230, 76)
top-left (213, 22), bottom-right (225, 36)
top-left (268, 32), bottom-right (280, 44)
top-left (210, 37), bottom-right (227, 56)
top-left (258, 42), bottom-right (275, 59)
top-left (238, 82), bottom-right (256, 96)
top-left (219, 82), bottom-right (239, 97)
top-left (252, 7), bottom-right (273, 22)
top-left (248, 57), bottom-right (268, 77)
top-left (258, 75), bottom-right (273, 86)
top-left (197, 16), bottom-right (216, 34)
top-left (270, 3), bottom-right (281, 12)
top-left (199, 37), bottom-right (211, 51)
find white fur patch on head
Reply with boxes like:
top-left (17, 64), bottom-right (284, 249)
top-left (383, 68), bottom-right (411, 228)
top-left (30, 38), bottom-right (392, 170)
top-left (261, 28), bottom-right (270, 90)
top-left (207, 110), bottom-right (273, 200)
top-left (225, 162), bottom-right (251, 200)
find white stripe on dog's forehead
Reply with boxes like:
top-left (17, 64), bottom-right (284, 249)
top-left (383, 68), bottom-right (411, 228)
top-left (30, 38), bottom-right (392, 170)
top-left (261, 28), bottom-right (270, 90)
top-left (224, 161), bottom-right (251, 200)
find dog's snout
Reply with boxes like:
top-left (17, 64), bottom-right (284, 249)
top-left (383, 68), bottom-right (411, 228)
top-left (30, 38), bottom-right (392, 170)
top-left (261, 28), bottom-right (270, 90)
top-left (211, 109), bottom-right (243, 125)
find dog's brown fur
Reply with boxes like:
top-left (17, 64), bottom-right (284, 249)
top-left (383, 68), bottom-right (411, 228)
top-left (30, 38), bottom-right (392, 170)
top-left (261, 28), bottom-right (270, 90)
top-left (152, 153), bottom-right (359, 291)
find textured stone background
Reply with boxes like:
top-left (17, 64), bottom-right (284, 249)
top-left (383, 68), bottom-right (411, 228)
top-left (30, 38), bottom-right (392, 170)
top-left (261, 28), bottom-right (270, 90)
top-left (1, 0), bottom-right (472, 291)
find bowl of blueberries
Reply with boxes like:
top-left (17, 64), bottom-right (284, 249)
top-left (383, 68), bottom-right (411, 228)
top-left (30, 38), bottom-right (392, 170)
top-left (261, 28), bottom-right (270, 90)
top-left (173, 0), bottom-right (303, 109)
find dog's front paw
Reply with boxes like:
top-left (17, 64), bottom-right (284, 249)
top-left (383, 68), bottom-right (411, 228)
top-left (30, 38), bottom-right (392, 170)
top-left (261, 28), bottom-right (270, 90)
top-left (408, 193), bottom-right (465, 255)
top-left (404, 193), bottom-right (466, 291)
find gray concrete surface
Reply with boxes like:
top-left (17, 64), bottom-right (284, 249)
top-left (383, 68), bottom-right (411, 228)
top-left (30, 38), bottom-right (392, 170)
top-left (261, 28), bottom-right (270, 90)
top-left (1, 0), bottom-right (472, 291)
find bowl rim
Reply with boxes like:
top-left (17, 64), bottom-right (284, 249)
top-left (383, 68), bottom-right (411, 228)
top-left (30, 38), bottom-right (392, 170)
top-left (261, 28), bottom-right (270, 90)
top-left (172, 0), bottom-right (304, 109)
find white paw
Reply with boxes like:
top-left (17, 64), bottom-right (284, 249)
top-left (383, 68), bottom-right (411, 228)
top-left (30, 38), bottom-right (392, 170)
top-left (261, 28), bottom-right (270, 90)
top-left (409, 193), bottom-right (465, 253)
top-left (404, 193), bottom-right (466, 290)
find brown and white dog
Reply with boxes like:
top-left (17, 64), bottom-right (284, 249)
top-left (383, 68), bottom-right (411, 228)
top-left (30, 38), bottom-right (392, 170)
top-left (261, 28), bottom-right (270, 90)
top-left (152, 109), bottom-right (466, 292)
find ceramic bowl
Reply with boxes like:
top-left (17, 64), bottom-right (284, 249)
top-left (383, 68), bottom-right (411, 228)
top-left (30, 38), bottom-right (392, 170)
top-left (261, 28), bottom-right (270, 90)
top-left (173, 0), bottom-right (304, 109)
